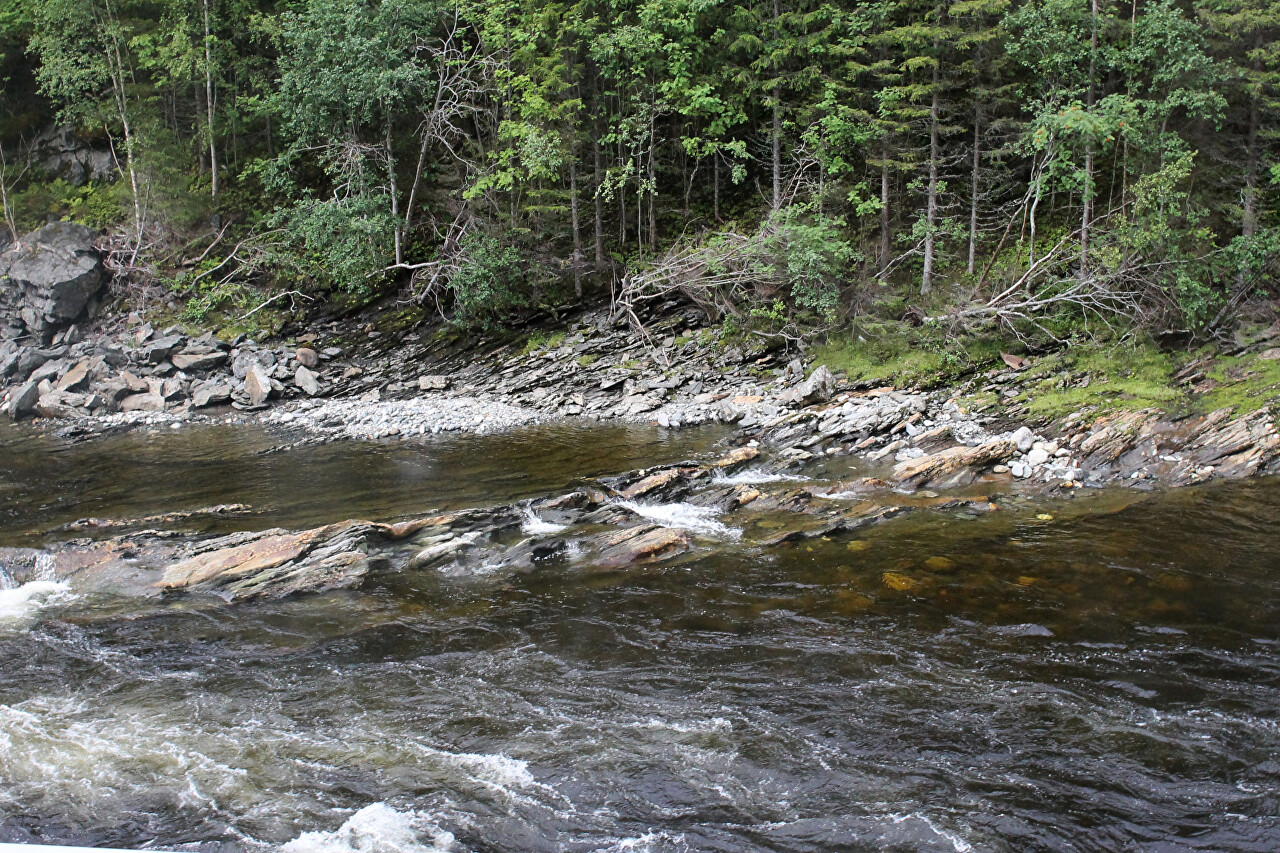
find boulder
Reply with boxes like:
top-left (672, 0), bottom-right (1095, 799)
top-left (140, 334), bottom-right (185, 364)
top-left (243, 362), bottom-right (272, 406)
top-left (6, 379), bottom-right (40, 419)
top-left (295, 347), bottom-right (320, 368)
top-left (710, 445), bottom-right (760, 472)
top-left (779, 364), bottom-right (836, 406)
top-left (191, 381), bottom-right (232, 408)
top-left (172, 349), bottom-right (228, 372)
top-left (0, 222), bottom-right (105, 343)
top-left (120, 393), bottom-right (166, 412)
top-left (34, 389), bottom-right (87, 419)
top-left (55, 359), bottom-right (91, 391)
top-left (893, 436), bottom-right (1019, 489)
top-left (417, 374), bottom-right (450, 391)
top-left (592, 524), bottom-right (692, 568)
top-left (294, 365), bottom-right (321, 396)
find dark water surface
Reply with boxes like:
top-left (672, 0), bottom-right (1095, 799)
top-left (0, 421), bottom-right (1278, 852)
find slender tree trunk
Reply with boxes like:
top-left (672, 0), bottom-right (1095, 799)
top-left (618, 138), bottom-right (627, 248)
top-left (593, 129), bottom-right (604, 271)
top-left (922, 64), bottom-right (939, 294)
top-left (879, 154), bottom-right (890, 276)
top-left (1029, 154), bottom-right (1044, 269)
top-left (772, 0), bottom-right (783, 211)
top-left (103, 20), bottom-right (142, 242)
top-left (570, 157), bottom-right (582, 298)
top-left (636, 152), bottom-right (644, 255)
top-left (403, 134), bottom-right (429, 234)
top-left (1243, 74), bottom-right (1260, 241)
top-left (203, 0), bottom-right (218, 199)
top-left (647, 119), bottom-right (657, 250)
top-left (1082, 0), bottom-right (1098, 278)
top-left (1237, 79), bottom-right (1261, 290)
top-left (386, 121), bottom-right (401, 266)
top-left (713, 154), bottom-right (721, 222)
top-left (772, 85), bottom-right (782, 211)
top-left (968, 106), bottom-right (980, 275)
top-left (194, 79), bottom-right (207, 175)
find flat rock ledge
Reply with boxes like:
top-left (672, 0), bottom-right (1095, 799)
top-left (3, 443), bottom-right (1015, 606)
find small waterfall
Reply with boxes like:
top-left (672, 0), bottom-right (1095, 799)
top-left (520, 505), bottom-right (567, 535)
top-left (615, 500), bottom-right (741, 539)
top-left (33, 552), bottom-right (57, 582)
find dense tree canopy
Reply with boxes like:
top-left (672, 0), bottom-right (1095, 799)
top-left (2, 0), bottom-right (1277, 333)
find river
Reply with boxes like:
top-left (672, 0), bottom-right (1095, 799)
top-left (0, 421), bottom-right (1277, 852)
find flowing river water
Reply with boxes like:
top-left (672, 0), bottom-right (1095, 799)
top-left (0, 421), bottom-right (1278, 852)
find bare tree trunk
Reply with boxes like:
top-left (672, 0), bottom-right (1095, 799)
top-left (203, 0), bottom-right (218, 199)
top-left (570, 157), bottom-right (582, 298)
top-left (968, 106), bottom-right (980, 275)
top-left (386, 121), bottom-right (401, 266)
top-left (772, 0), bottom-right (783, 211)
top-left (593, 129), bottom-right (604, 271)
top-left (647, 124), bottom-right (657, 250)
top-left (713, 154), bottom-right (721, 222)
top-left (1243, 74), bottom-right (1260, 241)
top-left (103, 12), bottom-right (143, 242)
top-left (772, 84), bottom-right (782, 211)
top-left (0, 143), bottom-right (17, 243)
top-left (403, 135), bottom-right (429, 235)
top-left (879, 154), bottom-right (890, 277)
top-left (1081, 0), bottom-right (1098, 278)
top-left (922, 64), bottom-right (939, 295)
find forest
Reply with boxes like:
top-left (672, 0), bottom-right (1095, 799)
top-left (0, 0), bottom-right (1276, 339)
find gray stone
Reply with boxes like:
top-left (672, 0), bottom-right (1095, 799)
top-left (6, 379), bottom-right (40, 419)
top-left (140, 335), bottom-right (185, 364)
top-left (120, 393), bottom-right (166, 412)
top-left (1026, 447), bottom-right (1050, 467)
top-left (0, 222), bottom-right (105, 343)
top-left (55, 359), bottom-right (91, 391)
top-left (172, 349), bottom-right (228, 372)
top-left (295, 347), bottom-right (320, 369)
top-left (295, 365), bottom-right (321, 396)
top-left (1011, 426), bottom-right (1035, 453)
top-left (780, 364), bottom-right (836, 406)
top-left (192, 381), bottom-right (232, 408)
top-left (243, 363), bottom-right (272, 406)
top-left (35, 389), bottom-right (86, 418)
top-left (417, 374), bottom-right (449, 391)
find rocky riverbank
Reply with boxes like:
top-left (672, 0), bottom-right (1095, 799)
top-left (2, 222), bottom-right (1279, 498)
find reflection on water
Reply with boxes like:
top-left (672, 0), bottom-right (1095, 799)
top-left (0, 421), bottom-right (731, 548)
top-left (0, 421), bottom-right (1278, 852)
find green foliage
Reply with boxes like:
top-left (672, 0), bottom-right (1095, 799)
top-left (811, 321), bottom-right (1004, 388)
top-left (761, 206), bottom-right (859, 320)
top-left (10, 178), bottom-right (128, 230)
top-left (3, 0), bottom-right (1278, 348)
top-left (269, 193), bottom-right (396, 295)
top-left (1021, 340), bottom-right (1181, 419)
top-left (449, 232), bottom-right (529, 329)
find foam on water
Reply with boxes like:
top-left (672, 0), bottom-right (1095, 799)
top-left (520, 506), bottom-right (567, 535)
top-left (615, 501), bottom-right (740, 539)
top-left (710, 468), bottom-right (805, 486)
top-left (596, 830), bottom-right (689, 852)
top-left (0, 581), bottom-right (74, 624)
top-left (280, 804), bottom-right (457, 853)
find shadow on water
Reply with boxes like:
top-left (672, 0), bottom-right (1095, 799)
top-left (0, 421), bottom-right (1278, 852)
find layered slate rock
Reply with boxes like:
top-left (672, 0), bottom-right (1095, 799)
top-left (0, 222), bottom-right (105, 343)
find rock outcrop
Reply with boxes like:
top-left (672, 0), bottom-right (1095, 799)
top-left (0, 222), bottom-right (105, 344)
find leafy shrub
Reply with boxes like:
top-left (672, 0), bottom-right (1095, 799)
top-left (447, 231), bottom-right (528, 328)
